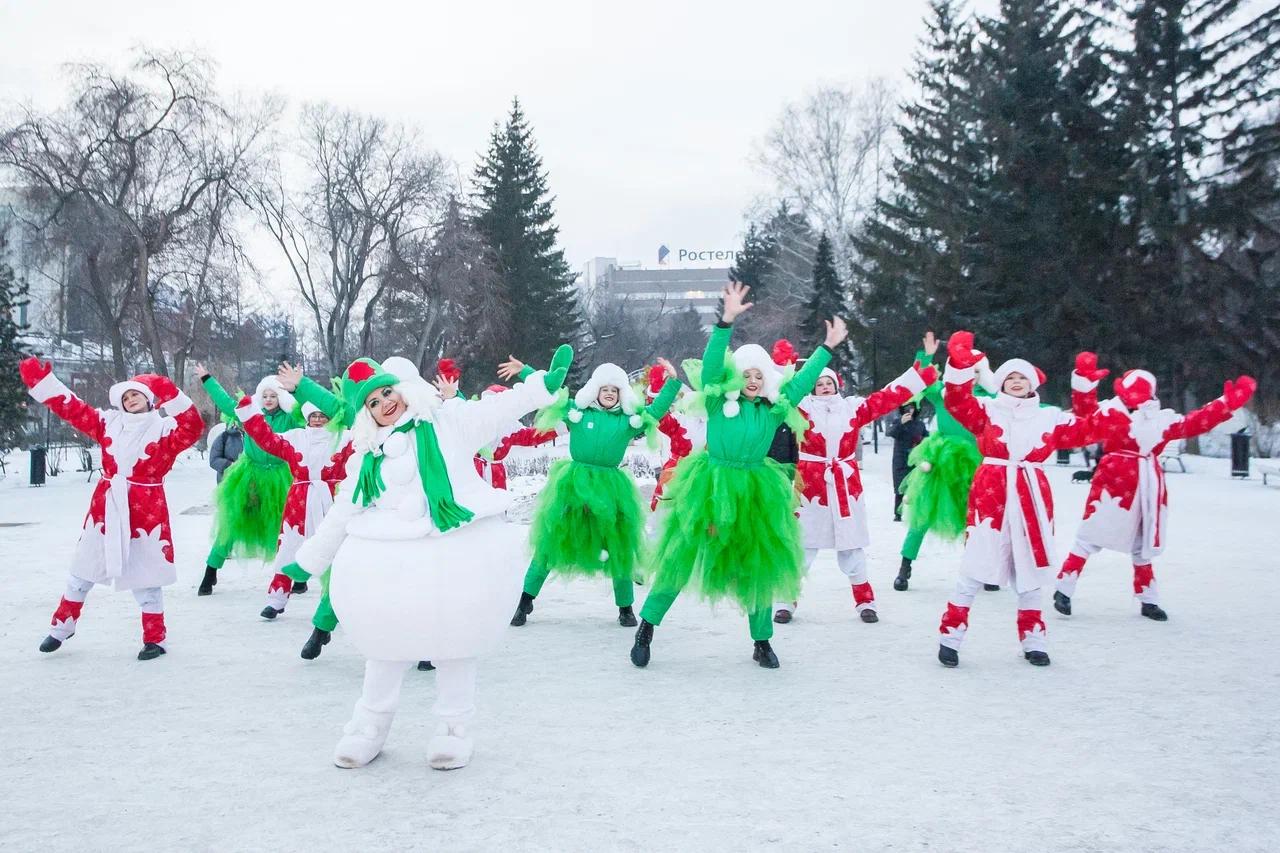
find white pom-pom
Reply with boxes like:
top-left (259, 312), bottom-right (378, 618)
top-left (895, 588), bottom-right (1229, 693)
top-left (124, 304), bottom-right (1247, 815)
top-left (724, 400), bottom-right (740, 417)
top-left (599, 549), bottom-right (609, 562)
top-left (726, 390), bottom-right (740, 401)
top-left (920, 461), bottom-right (933, 473)
top-left (628, 414), bottom-right (643, 429)
top-left (568, 409), bottom-right (583, 423)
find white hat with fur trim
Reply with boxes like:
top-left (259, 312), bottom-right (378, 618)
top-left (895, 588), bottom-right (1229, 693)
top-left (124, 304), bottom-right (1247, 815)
top-left (574, 363), bottom-right (641, 426)
top-left (725, 344), bottom-right (783, 417)
top-left (381, 354), bottom-right (443, 411)
top-left (108, 379), bottom-right (156, 410)
top-left (992, 358), bottom-right (1045, 394)
top-left (254, 375), bottom-right (297, 413)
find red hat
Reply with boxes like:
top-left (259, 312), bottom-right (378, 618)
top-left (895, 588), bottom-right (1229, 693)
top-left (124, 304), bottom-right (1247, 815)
top-left (1114, 369), bottom-right (1156, 408)
top-left (436, 358), bottom-right (461, 383)
top-left (771, 339), bottom-right (798, 366)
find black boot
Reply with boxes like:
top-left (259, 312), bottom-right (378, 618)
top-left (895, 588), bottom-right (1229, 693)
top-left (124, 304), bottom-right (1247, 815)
top-left (1024, 650), bottom-right (1051, 666)
top-left (893, 557), bottom-right (912, 592)
top-left (300, 628), bottom-right (331, 660)
top-left (860, 608), bottom-right (879, 623)
top-left (938, 644), bottom-right (959, 667)
top-left (510, 592), bottom-right (535, 627)
top-left (198, 565), bottom-right (218, 596)
top-left (292, 581), bottom-right (308, 595)
top-left (1140, 603), bottom-right (1168, 622)
top-left (137, 643), bottom-right (166, 661)
top-left (983, 584), bottom-right (1001, 592)
top-left (260, 605), bottom-right (283, 620)
top-left (773, 608), bottom-right (792, 624)
top-left (1053, 591), bottom-right (1072, 616)
top-left (39, 635), bottom-right (64, 653)
top-left (630, 620), bottom-right (654, 667)
top-left (618, 606), bottom-right (638, 627)
top-left (752, 640), bottom-right (780, 669)
top-left (418, 660), bottom-right (435, 671)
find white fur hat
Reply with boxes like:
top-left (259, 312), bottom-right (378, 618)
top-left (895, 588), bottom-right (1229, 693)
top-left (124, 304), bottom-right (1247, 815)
top-left (108, 379), bottom-right (155, 410)
top-left (992, 358), bottom-right (1044, 393)
top-left (380, 355), bottom-right (443, 411)
top-left (725, 344), bottom-right (783, 417)
top-left (301, 402), bottom-right (322, 420)
top-left (575, 363), bottom-right (640, 415)
top-left (254, 375), bottom-right (297, 413)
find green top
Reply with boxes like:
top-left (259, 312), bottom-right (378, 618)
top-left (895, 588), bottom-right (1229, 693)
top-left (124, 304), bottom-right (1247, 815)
top-left (564, 378), bottom-right (680, 467)
top-left (703, 323), bottom-right (831, 465)
top-left (202, 376), bottom-right (296, 466)
top-left (294, 375), bottom-right (347, 426)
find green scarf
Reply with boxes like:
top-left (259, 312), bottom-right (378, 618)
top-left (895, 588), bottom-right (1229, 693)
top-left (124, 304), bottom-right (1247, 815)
top-left (352, 419), bottom-right (475, 532)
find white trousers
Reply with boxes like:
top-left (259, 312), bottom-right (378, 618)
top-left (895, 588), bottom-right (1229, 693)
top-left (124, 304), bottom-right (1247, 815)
top-left (50, 574), bottom-right (162, 641)
top-left (1057, 538), bottom-right (1159, 604)
top-left (348, 657), bottom-right (479, 731)
top-left (775, 548), bottom-right (872, 615)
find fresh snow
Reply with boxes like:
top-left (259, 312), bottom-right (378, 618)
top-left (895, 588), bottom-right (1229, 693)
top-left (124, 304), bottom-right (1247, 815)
top-left (1, 444), bottom-right (1277, 852)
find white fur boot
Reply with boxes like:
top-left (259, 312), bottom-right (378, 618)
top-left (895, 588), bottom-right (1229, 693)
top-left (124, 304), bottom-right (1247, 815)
top-left (333, 708), bottom-right (394, 769)
top-left (427, 722), bottom-right (473, 770)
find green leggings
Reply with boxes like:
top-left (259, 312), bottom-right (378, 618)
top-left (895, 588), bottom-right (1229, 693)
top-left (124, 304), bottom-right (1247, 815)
top-left (205, 540), bottom-right (230, 570)
top-left (522, 561), bottom-right (635, 607)
top-left (639, 586), bottom-right (774, 642)
top-left (901, 524), bottom-right (928, 561)
top-left (284, 563), bottom-right (338, 632)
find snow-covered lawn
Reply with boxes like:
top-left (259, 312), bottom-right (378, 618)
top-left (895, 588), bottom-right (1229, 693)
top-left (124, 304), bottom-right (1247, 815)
top-left (1, 447), bottom-right (1276, 851)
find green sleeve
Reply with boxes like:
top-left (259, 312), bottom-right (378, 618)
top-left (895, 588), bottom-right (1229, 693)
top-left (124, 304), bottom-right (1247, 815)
top-left (702, 323), bottom-right (732, 385)
top-left (295, 375), bottom-right (345, 423)
top-left (645, 378), bottom-right (681, 421)
top-left (784, 346), bottom-right (832, 400)
top-left (518, 365), bottom-right (534, 381)
top-left (201, 375), bottom-right (238, 418)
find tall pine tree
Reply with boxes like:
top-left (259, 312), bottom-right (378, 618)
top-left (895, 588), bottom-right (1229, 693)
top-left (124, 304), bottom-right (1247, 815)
top-left (804, 232), bottom-right (852, 379)
top-left (0, 231), bottom-right (30, 452)
top-left (472, 99), bottom-right (583, 374)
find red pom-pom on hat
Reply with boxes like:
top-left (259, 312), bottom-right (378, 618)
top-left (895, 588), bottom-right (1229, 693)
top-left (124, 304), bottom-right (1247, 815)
top-left (437, 358), bottom-right (461, 383)
top-left (647, 364), bottom-right (666, 394)
top-left (771, 339), bottom-right (798, 366)
top-left (346, 359), bottom-right (376, 383)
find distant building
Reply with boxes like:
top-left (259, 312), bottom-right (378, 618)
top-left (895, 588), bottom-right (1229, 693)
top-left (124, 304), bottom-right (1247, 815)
top-left (581, 256), bottom-right (730, 328)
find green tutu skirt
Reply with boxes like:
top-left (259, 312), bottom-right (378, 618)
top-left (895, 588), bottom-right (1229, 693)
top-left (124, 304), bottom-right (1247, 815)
top-left (210, 456), bottom-right (292, 561)
top-left (649, 451), bottom-right (803, 612)
top-left (529, 459), bottom-right (647, 579)
top-left (900, 433), bottom-right (981, 541)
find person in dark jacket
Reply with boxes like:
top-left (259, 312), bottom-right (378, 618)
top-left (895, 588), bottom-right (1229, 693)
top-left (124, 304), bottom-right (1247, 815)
top-left (209, 421), bottom-right (245, 483)
top-left (887, 402), bottom-right (928, 521)
top-left (767, 422), bottom-right (799, 472)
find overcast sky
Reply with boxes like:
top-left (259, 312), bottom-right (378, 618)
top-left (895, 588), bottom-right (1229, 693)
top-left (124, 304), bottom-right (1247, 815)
top-left (1, 0), bottom-right (998, 281)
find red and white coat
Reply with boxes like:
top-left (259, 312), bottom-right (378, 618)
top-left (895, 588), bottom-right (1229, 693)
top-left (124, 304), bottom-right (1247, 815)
top-left (1071, 391), bottom-right (1234, 562)
top-left (795, 365), bottom-right (928, 551)
top-left (235, 399), bottom-right (354, 570)
top-left (474, 425), bottom-right (556, 491)
top-left (25, 370), bottom-right (203, 590)
top-left (944, 362), bottom-right (1105, 592)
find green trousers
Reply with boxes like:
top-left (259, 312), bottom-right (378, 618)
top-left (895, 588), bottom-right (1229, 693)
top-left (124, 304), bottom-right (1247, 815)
top-left (639, 585), bottom-right (774, 642)
top-left (205, 540), bottom-right (230, 570)
top-left (522, 561), bottom-right (634, 607)
top-left (901, 524), bottom-right (928, 561)
top-left (284, 562), bottom-right (338, 632)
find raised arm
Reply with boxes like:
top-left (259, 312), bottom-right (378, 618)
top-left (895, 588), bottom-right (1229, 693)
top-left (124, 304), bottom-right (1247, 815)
top-left (277, 362), bottom-right (346, 426)
top-left (19, 358), bottom-right (106, 443)
top-left (851, 361), bottom-right (936, 429)
top-left (198, 371), bottom-right (239, 420)
top-left (1165, 376), bottom-right (1255, 442)
top-left (136, 374), bottom-right (204, 455)
top-left (645, 377), bottom-right (681, 421)
top-left (941, 332), bottom-right (991, 436)
top-left (1070, 352), bottom-right (1108, 418)
top-left (233, 396), bottom-right (303, 467)
top-left (448, 370), bottom-right (561, 457)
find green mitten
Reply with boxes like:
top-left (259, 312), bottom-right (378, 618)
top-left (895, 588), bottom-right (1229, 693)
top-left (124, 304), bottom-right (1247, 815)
top-left (544, 367), bottom-right (568, 394)
top-left (549, 343), bottom-right (574, 375)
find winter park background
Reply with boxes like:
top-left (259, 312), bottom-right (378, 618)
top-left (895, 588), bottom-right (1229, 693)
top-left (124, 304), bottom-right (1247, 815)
top-left (2, 1), bottom-right (1279, 851)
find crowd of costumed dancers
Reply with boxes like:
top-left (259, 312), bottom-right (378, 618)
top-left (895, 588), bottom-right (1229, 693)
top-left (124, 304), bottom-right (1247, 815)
top-left (17, 281), bottom-right (1257, 769)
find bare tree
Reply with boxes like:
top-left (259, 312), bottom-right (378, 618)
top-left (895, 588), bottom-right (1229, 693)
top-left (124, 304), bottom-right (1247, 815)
top-left (248, 104), bottom-right (448, 374)
top-left (1, 49), bottom-right (242, 375)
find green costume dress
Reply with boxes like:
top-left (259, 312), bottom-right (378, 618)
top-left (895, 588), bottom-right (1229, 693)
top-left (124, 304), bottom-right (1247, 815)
top-left (203, 376), bottom-right (297, 569)
top-left (898, 349), bottom-right (983, 560)
top-left (523, 377), bottom-right (680, 608)
top-left (640, 322), bottom-right (832, 642)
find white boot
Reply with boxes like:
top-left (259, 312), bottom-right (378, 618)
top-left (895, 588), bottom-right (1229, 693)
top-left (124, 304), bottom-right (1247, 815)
top-left (427, 722), bottom-right (473, 771)
top-left (333, 708), bottom-right (394, 769)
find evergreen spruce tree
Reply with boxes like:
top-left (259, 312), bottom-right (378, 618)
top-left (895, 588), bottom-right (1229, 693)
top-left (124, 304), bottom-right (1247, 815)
top-left (729, 222), bottom-right (776, 297)
top-left (472, 99), bottom-right (584, 375)
top-left (804, 232), bottom-right (852, 379)
top-left (0, 232), bottom-right (31, 452)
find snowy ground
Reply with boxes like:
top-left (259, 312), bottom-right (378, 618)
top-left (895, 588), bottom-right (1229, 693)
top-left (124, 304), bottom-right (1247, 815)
top-left (1, 444), bottom-right (1277, 852)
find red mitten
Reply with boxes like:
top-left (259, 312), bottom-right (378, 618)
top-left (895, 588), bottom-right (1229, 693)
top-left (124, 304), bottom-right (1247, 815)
top-left (914, 361), bottom-right (938, 387)
top-left (19, 357), bottom-right (53, 388)
top-left (1223, 375), bottom-right (1257, 410)
top-left (237, 394), bottom-right (254, 408)
top-left (1074, 352), bottom-right (1109, 383)
top-left (135, 373), bottom-right (179, 404)
top-left (946, 331), bottom-right (983, 370)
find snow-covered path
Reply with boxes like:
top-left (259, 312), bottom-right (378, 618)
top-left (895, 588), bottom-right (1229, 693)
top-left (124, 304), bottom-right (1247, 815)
top-left (1, 447), bottom-right (1276, 852)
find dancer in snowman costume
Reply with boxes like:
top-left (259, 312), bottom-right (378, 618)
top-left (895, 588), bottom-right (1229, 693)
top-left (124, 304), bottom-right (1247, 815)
top-left (775, 356), bottom-right (937, 624)
top-left (1055, 367), bottom-right (1255, 621)
top-left (21, 358), bottom-right (203, 659)
top-left (293, 350), bottom-right (568, 769)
